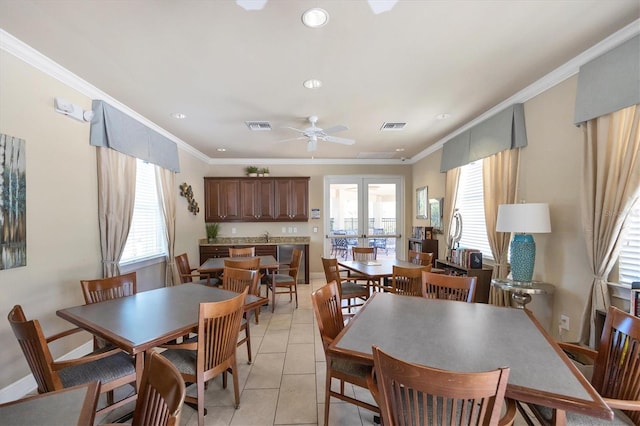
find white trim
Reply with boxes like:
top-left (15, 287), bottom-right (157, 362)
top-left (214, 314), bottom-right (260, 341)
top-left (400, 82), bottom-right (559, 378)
top-left (0, 341), bottom-right (93, 403)
top-left (119, 253), bottom-right (166, 272)
top-left (2, 19), bottom-right (639, 166)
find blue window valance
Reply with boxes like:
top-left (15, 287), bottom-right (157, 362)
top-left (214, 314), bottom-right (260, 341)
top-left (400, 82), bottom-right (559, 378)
top-left (440, 104), bottom-right (527, 172)
top-left (90, 100), bottom-right (180, 172)
top-left (574, 35), bottom-right (639, 125)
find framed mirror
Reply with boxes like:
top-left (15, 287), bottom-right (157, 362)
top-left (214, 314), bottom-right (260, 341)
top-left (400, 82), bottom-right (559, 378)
top-left (429, 197), bottom-right (444, 232)
top-left (416, 186), bottom-right (428, 219)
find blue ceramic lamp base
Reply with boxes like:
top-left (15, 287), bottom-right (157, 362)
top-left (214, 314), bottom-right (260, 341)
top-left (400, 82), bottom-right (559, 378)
top-left (510, 234), bottom-right (535, 282)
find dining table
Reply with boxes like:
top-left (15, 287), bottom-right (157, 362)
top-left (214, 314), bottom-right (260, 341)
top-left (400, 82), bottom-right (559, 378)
top-left (338, 258), bottom-right (426, 291)
top-left (198, 255), bottom-right (279, 274)
top-left (57, 283), bottom-right (267, 387)
top-left (328, 292), bottom-right (613, 425)
top-left (0, 381), bottom-right (100, 425)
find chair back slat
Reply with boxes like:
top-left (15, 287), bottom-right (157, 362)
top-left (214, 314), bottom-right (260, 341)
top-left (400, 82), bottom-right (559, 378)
top-left (222, 267), bottom-right (260, 296)
top-left (408, 250), bottom-right (434, 268)
top-left (421, 271), bottom-right (477, 303)
top-left (198, 288), bottom-right (248, 376)
top-left (311, 281), bottom-right (344, 349)
top-left (132, 351), bottom-right (186, 426)
top-left (373, 345), bottom-right (510, 426)
top-left (391, 266), bottom-right (425, 296)
top-left (229, 247), bottom-right (255, 257)
top-left (352, 246), bottom-right (376, 261)
top-left (592, 306), bottom-right (640, 424)
top-left (80, 272), bottom-right (137, 304)
top-left (8, 305), bottom-right (61, 393)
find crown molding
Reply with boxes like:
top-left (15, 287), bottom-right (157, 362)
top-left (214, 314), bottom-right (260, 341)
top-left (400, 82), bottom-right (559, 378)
top-left (0, 29), bottom-right (210, 165)
top-left (3, 19), bottom-right (639, 166)
top-left (411, 18), bottom-right (640, 164)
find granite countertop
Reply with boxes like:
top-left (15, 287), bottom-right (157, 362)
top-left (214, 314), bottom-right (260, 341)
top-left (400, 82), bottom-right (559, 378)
top-left (200, 236), bottom-right (310, 246)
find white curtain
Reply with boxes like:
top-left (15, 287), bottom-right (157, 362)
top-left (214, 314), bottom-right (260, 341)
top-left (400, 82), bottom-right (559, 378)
top-left (579, 104), bottom-right (640, 346)
top-left (97, 147), bottom-right (136, 277)
top-left (156, 165), bottom-right (178, 286)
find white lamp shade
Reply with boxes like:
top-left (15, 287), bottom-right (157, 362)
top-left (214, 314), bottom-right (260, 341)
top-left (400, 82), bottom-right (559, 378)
top-left (496, 203), bottom-right (551, 233)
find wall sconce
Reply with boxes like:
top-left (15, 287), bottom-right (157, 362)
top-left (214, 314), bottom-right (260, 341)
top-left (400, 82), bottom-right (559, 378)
top-left (179, 182), bottom-right (199, 215)
top-left (54, 97), bottom-right (94, 122)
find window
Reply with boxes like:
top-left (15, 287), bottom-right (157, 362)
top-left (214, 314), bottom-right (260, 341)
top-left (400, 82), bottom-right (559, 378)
top-left (120, 159), bottom-right (166, 264)
top-left (619, 199), bottom-right (640, 285)
top-left (454, 160), bottom-right (493, 260)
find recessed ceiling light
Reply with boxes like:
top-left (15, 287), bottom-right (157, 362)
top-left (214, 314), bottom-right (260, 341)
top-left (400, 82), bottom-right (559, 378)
top-left (395, 148), bottom-right (405, 152)
top-left (302, 8), bottom-right (329, 28)
top-left (435, 113), bottom-right (451, 120)
top-left (303, 79), bottom-right (323, 89)
top-left (217, 148), bottom-right (227, 152)
top-left (171, 112), bottom-right (186, 119)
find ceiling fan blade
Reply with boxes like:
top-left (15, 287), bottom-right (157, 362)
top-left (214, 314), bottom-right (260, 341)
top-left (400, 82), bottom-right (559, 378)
top-left (275, 136), bottom-right (307, 143)
top-left (323, 135), bottom-right (355, 145)
top-left (322, 125), bottom-right (348, 134)
top-left (282, 126), bottom-right (305, 133)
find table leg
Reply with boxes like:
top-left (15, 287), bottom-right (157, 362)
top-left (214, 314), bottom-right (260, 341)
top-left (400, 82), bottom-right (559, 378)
top-left (511, 292), bottom-right (532, 309)
top-left (134, 352), bottom-right (144, 391)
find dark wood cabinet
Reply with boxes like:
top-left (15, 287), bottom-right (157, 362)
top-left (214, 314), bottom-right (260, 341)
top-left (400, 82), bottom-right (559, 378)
top-left (240, 179), bottom-right (275, 221)
top-left (205, 177), bottom-right (309, 223)
top-left (435, 259), bottom-right (493, 304)
top-left (274, 178), bottom-right (309, 221)
top-left (204, 179), bottom-right (241, 222)
top-left (408, 238), bottom-right (439, 266)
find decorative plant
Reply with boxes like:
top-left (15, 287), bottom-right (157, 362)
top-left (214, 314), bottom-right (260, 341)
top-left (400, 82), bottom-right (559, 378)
top-left (206, 222), bottom-right (220, 240)
top-left (260, 167), bottom-right (270, 174)
top-left (245, 166), bottom-right (259, 175)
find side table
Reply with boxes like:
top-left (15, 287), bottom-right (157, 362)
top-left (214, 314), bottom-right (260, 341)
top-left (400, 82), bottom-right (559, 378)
top-left (491, 279), bottom-right (555, 309)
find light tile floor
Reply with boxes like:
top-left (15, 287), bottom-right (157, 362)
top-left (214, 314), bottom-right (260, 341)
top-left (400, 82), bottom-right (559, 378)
top-left (98, 279), bottom-right (530, 425)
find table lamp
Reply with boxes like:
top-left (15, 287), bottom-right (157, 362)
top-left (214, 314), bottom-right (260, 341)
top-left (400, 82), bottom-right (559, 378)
top-left (496, 203), bottom-right (551, 282)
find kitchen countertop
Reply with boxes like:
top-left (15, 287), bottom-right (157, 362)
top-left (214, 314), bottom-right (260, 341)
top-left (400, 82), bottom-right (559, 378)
top-left (200, 236), bottom-right (310, 246)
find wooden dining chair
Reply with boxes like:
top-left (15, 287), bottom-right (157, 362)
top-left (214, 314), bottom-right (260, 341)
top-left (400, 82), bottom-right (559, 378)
top-left (311, 282), bottom-right (379, 426)
top-left (351, 246), bottom-right (379, 289)
top-left (526, 306), bottom-right (640, 425)
top-left (103, 351), bottom-right (186, 426)
top-left (160, 288), bottom-right (248, 426)
top-left (371, 345), bottom-right (515, 426)
top-left (224, 256), bottom-right (263, 323)
top-left (421, 271), bottom-right (477, 302)
top-left (7, 305), bottom-right (137, 417)
top-left (321, 257), bottom-right (369, 313)
top-left (265, 248), bottom-right (301, 312)
top-left (408, 249), bottom-right (434, 268)
top-left (228, 246), bottom-right (255, 257)
top-left (221, 266), bottom-right (261, 364)
top-left (387, 265), bottom-right (426, 296)
top-left (175, 253), bottom-right (218, 286)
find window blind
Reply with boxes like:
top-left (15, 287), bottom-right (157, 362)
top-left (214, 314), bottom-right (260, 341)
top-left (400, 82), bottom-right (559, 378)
top-left (620, 200), bottom-right (640, 285)
top-left (455, 161), bottom-right (493, 260)
top-left (120, 160), bottom-right (167, 263)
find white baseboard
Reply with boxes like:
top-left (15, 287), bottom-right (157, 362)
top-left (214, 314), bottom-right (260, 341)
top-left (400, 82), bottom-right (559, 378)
top-left (0, 341), bottom-right (93, 403)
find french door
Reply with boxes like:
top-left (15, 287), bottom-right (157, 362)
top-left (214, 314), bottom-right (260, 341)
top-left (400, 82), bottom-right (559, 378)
top-left (324, 176), bottom-right (403, 260)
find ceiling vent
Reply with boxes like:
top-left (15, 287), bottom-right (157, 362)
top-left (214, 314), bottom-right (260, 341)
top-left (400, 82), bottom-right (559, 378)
top-left (245, 121), bottom-right (272, 131)
top-left (381, 122), bottom-right (406, 131)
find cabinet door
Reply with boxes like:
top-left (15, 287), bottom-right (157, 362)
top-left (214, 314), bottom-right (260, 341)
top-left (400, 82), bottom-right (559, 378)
top-left (240, 180), bottom-right (275, 221)
top-left (204, 179), bottom-right (241, 222)
top-left (274, 179), bottom-right (309, 221)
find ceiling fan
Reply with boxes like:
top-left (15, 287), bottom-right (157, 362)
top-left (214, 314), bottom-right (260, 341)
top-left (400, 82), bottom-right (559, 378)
top-left (280, 116), bottom-right (355, 152)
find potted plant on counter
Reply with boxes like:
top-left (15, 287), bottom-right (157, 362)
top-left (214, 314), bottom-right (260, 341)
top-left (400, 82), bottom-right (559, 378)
top-left (206, 222), bottom-right (220, 242)
top-left (260, 167), bottom-right (270, 177)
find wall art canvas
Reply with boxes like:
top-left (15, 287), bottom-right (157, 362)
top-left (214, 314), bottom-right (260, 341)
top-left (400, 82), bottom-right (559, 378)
top-left (0, 133), bottom-right (26, 270)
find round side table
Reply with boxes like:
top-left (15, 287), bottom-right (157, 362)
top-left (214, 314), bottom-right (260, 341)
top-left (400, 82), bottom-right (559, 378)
top-left (491, 279), bottom-right (555, 309)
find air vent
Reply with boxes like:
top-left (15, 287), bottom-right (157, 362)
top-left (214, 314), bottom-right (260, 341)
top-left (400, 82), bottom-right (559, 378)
top-left (245, 121), bottom-right (272, 131)
top-left (381, 122), bottom-right (406, 131)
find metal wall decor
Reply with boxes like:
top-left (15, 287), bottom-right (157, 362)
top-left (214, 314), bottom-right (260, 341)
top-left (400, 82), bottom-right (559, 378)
top-left (179, 182), bottom-right (199, 214)
top-left (1, 133), bottom-right (27, 270)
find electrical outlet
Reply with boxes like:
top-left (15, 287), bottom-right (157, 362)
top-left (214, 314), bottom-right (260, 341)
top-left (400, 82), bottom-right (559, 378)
top-left (293, 227), bottom-right (297, 233)
top-left (559, 315), bottom-right (570, 331)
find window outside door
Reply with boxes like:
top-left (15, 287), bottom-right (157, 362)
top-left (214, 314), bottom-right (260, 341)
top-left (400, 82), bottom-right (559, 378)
top-left (325, 176), bottom-right (403, 260)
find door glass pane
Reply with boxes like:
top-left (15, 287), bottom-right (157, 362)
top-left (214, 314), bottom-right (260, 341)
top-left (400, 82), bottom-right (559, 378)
top-left (328, 183), bottom-right (359, 259)
top-left (366, 183), bottom-right (397, 259)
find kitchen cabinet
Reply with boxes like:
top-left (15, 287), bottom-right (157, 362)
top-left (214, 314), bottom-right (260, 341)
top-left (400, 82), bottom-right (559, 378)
top-left (274, 178), bottom-right (309, 221)
top-left (204, 179), bottom-right (241, 222)
top-left (240, 179), bottom-right (275, 221)
top-left (204, 177), bottom-right (309, 223)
